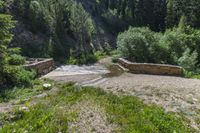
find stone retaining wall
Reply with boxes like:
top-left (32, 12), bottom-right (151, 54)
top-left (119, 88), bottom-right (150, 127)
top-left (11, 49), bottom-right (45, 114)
top-left (118, 58), bottom-right (184, 76)
top-left (24, 58), bottom-right (55, 76)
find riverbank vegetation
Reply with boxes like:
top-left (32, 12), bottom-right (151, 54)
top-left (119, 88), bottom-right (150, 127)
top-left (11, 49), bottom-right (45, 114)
top-left (0, 13), bottom-right (35, 89)
top-left (117, 16), bottom-right (200, 75)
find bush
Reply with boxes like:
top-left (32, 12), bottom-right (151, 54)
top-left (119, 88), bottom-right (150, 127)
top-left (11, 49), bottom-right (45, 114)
top-left (67, 52), bottom-right (98, 65)
top-left (8, 54), bottom-right (25, 65)
top-left (117, 27), bottom-right (170, 63)
top-left (3, 66), bottom-right (36, 87)
top-left (94, 50), bottom-right (107, 60)
top-left (178, 49), bottom-right (198, 71)
top-left (160, 27), bottom-right (200, 62)
top-left (117, 26), bottom-right (200, 72)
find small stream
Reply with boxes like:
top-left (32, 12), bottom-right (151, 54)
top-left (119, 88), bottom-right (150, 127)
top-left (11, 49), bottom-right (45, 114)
top-left (55, 65), bottom-right (109, 75)
top-left (54, 64), bottom-right (124, 77)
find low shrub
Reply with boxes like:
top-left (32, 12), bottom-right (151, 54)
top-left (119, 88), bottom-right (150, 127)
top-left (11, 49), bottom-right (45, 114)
top-left (67, 50), bottom-right (108, 65)
top-left (94, 50), bottom-right (107, 60)
top-left (3, 66), bottom-right (36, 87)
top-left (117, 27), bottom-right (170, 63)
top-left (178, 49), bottom-right (198, 71)
top-left (67, 52), bottom-right (98, 65)
top-left (117, 26), bottom-right (200, 72)
top-left (8, 54), bottom-right (25, 65)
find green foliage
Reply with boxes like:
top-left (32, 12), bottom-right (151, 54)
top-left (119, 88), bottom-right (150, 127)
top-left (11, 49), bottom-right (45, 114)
top-left (96, 0), bottom-right (200, 31)
top-left (0, 104), bottom-right (77, 132)
top-left (8, 54), bottom-right (25, 65)
top-left (29, 0), bottom-right (48, 33)
top-left (0, 79), bottom-right (48, 103)
top-left (66, 49), bottom-right (107, 65)
top-left (96, 0), bottom-right (167, 31)
top-left (67, 53), bottom-right (98, 65)
top-left (0, 14), bottom-right (34, 87)
top-left (0, 83), bottom-right (192, 132)
top-left (117, 27), bottom-right (170, 63)
top-left (70, 2), bottom-right (95, 37)
top-left (14, 0), bottom-right (95, 61)
top-left (3, 66), bottom-right (36, 86)
top-left (178, 15), bottom-right (188, 32)
top-left (94, 50), bottom-right (107, 60)
top-left (161, 25), bottom-right (200, 63)
top-left (0, 0), bottom-right (5, 12)
top-left (117, 26), bottom-right (200, 71)
top-left (165, 0), bottom-right (200, 28)
top-left (178, 49), bottom-right (198, 71)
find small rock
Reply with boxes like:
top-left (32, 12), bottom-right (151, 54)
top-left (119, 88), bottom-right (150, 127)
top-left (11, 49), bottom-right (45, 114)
top-left (192, 98), bottom-right (198, 102)
top-left (43, 83), bottom-right (52, 90)
top-left (34, 93), bottom-right (48, 98)
top-left (19, 106), bottom-right (29, 111)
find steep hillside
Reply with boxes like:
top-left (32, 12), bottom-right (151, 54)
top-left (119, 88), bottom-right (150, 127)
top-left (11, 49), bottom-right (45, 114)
top-left (3, 0), bottom-right (200, 62)
top-left (5, 0), bottom-right (116, 61)
top-left (75, 0), bottom-right (116, 49)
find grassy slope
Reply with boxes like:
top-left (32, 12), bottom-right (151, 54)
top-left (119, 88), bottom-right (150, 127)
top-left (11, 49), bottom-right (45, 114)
top-left (0, 79), bottom-right (54, 103)
top-left (0, 82), bottom-right (193, 132)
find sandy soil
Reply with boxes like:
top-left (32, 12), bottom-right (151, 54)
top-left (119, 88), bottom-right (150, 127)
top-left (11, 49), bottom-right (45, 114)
top-left (69, 101), bottom-right (119, 133)
top-left (86, 73), bottom-right (200, 129)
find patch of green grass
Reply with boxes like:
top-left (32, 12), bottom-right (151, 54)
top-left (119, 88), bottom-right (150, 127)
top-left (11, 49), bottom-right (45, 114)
top-left (183, 69), bottom-right (200, 79)
top-left (94, 50), bottom-right (107, 60)
top-left (0, 79), bottom-right (53, 103)
top-left (191, 74), bottom-right (200, 79)
top-left (0, 83), bottom-right (193, 132)
top-left (0, 103), bottom-right (78, 132)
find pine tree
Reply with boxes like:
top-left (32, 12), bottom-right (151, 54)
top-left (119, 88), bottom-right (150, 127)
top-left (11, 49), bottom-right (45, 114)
top-left (178, 15), bottom-right (187, 32)
top-left (0, 14), bottom-right (34, 87)
top-left (166, 0), bottom-right (175, 28)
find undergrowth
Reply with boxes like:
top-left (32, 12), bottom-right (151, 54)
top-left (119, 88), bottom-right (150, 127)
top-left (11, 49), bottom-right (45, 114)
top-left (0, 79), bottom-right (53, 103)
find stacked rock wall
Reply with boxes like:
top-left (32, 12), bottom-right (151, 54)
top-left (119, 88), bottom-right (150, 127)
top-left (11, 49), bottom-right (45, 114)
top-left (24, 58), bottom-right (55, 76)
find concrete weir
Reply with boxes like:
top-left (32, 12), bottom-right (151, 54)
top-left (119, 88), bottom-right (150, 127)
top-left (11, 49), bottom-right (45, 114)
top-left (24, 58), bottom-right (55, 76)
top-left (118, 58), bottom-right (184, 76)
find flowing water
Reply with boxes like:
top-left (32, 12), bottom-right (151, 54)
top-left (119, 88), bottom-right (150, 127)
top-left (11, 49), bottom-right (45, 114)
top-left (47, 64), bottom-right (124, 78)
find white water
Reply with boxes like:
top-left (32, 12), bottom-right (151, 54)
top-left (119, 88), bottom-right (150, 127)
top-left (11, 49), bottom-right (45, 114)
top-left (44, 64), bottom-right (109, 77)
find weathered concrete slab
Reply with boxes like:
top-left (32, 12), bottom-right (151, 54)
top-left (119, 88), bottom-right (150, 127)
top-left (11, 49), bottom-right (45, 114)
top-left (118, 58), bottom-right (184, 76)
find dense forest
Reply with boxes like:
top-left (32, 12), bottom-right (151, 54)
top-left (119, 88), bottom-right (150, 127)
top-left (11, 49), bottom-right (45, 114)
top-left (2, 0), bottom-right (200, 59)
top-left (1, 0), bottom-right (200, 86)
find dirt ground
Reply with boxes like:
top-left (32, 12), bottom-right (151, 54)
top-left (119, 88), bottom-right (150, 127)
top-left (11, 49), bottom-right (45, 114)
top-left (44, 58), bottom-right (200, 131)
top-left (68, 100), bottom-right (119, 133)
top-left (1, 57), bottom-right (200, 131)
